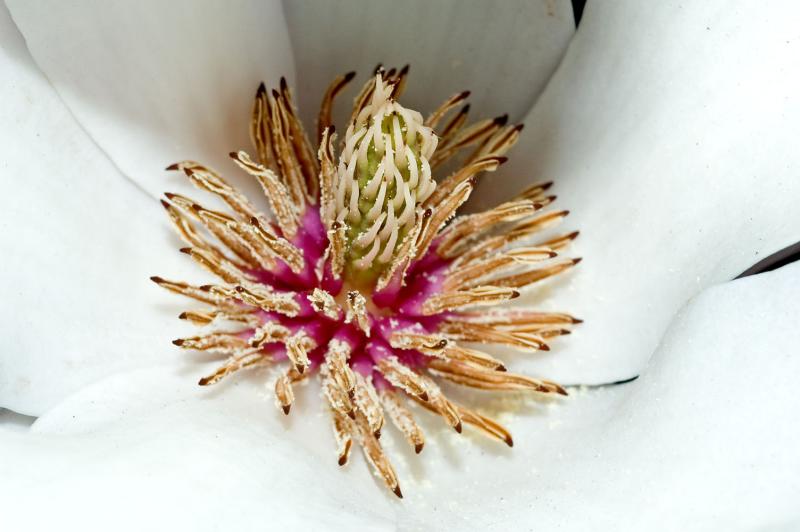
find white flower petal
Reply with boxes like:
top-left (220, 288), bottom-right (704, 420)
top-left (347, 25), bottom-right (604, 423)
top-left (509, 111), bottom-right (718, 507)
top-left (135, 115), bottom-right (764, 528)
top-left (0, 6), bottom-right (198, 416)
top-left (284, 0), bottom-right (575, 125)
top-left (1, 364), bottom-right (394, 531)
top-left (4, 263), bottom-right (797, 530)
top-left (5, 0), bottom-right (295, 203)
top-left (475, 1), bottom-right (800, 383)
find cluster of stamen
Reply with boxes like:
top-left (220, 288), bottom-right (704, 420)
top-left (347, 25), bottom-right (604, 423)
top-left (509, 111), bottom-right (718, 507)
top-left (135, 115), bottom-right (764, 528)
top-left (152, 66), bottom-right (580, 498)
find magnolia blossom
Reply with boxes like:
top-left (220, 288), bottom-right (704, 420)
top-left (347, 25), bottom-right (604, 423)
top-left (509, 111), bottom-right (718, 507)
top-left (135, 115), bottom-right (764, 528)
top-left (1, 1), bottom-right (800, 530)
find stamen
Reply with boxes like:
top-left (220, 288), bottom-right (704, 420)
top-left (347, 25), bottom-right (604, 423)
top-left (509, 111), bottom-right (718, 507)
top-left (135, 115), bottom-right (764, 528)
top-left (344, 291), bottom-right (370, 336)
top-left (421, 286), bottom-right (520, 315)
top-left (198, 351), bottom-right (268, 386)
top-left (380, 389), bottom-right (425, 453)
top-left (352, 373), bottom-right (384, 438)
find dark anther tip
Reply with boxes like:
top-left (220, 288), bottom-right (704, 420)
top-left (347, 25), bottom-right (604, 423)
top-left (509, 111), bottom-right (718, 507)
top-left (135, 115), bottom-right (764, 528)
top-left (496, 364), bottom-right (507, 372)
top-left (282, 405), bottom-right (291, 415)
top-left (510, 290), bottom-right (521, 299)
top-left (573, 257), bottom-right (583, 265)
top-left (496, 156), bottom-right (508, 165)
top-left (505, 436), bottom-right (514, 448)
top-left (494, 114), bottom-right (509, 126)
top-left (393, 486), bottom-right (403, 499)
top-left (462, 103), bottom-right (471, 113)
top-left (338, 455), bottom-right (348, 466)
top-left (280, 76), bottom-right (288, 91)
top-left (347, 410), bottom-right (356, 420)
top-left (199, 285), bottom-right (213, 291)
top-left (539, 344), bottom-right (550, 351)
top-left (454, 421), bottom-right (463, 434)
top-left (149, 276), bottom-right (163, 283)
top-left (541, 181), bottom-right (554, 190)
top-left (178, 312), bottom-right (188, 320)
top-left (562, 209), bottom-right (571, 216)
top-left (418, 392), bottom-right (429, 402)
top-left (182, 168), bottom-right (194, 177)
top-left (459, 90), bottom-right (471, 99)
top-left (414, 443), bottom-right (424, 454)
top-left (344, 71), bottom-right (356, 82)
top-left (165, 163), bottom-right (180, 171)
top-left (329, 125), bottom-right (336, 134)
top-left (257, 82), bottom-right (266, 95)
top-left (514, 123), bottom-right (525, 132)
top-left (179, 247), bottom-right (192, 255)
top-left (572, 317), bottom-right (584, 324)
top-left (159, 199), bottom-right (170, 209)
top-left (228, 151), bottom-right (239, 159)
top-left (172, 339), bottom-right (184, 346)
top-left (198, 377), bottom-right (210, 386)
top-left (374, 429), bottom-right (382, 439)
top-left (271, 89), bottom-right (280, 99)
top-left (399, 64), bottom-right (410, 74)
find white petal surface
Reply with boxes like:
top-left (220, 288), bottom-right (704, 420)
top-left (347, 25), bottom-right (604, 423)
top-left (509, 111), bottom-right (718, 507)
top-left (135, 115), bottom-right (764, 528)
top-left (283, 0), bottom-right (575, 126)
top-left (6, 0), bottom-right (295, 203)
top-left (3, 263), bottom-right (798, 531)
top-left (0, 6), bottom-right (197, 416)
top-left (476, 0), bottom-right (800, 383)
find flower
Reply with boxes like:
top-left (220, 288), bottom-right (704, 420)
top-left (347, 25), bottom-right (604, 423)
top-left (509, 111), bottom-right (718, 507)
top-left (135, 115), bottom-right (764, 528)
top-left (152, 70), bottom-right (579, 497)
top-left (2, 1), bottom-right (800, 530)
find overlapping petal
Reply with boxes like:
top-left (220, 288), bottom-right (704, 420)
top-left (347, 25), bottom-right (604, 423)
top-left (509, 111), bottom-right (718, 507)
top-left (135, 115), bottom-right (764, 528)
top-left (6, 0), bottom-right (295, 204)
top-left (0, 5), bottom-right (197, 416)
top-left (482, 1), bottom-right (800, 384)
top-left (283, 0), bottom-right (574, 125)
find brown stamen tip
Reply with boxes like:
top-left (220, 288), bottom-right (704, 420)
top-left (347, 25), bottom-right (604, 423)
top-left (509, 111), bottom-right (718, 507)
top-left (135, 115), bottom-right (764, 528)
top-left (510, 290), bottom-right (521, 299)
top-left (374, 429), bottom-right (382, 439)
top-left (546, 195), bottom-right (558, 203)
top-left (282, 404), bottom-right (291, 415)
top-left (563, 210), bottom-right (571, 217)
top-left (418, 391), bottom-right (429, 402)
top-left (572, 258), bottom-right (583, 265)
top-left (572, 317), bottom-right (584, 324)
top-left (271, 89), bottom-right (280, 99)
top-left (164, 192), bottom-right (176, 199)
top-left (165, 163), bottom-right (180, 171)
top-left (329, 125), bottom-right (336, 134)
top-left (198, 377), bottom-right (211, 386)
top-left (399, 64), bottom-right (410, 75)
top-left (459, 90), bottom-right (471, 99)
top-left (496, 364), bottom-right (507, 372)
top-left (548, 251), bottom-right (558, 258)
top-left (178, 312), bottom-right (188, 320)
top-left (338, 455), bottom-right (348, 466)
top-left (159, 199), bottom-right (170, 209)
top-left (199, 285), bottom-right (214, 291)
top-left (494, 114), bottom-right (509, 126)
top-left (496, 156), bottom-right (508, 165)
top-left (514, 123), bottom-right (525, 132)
top-left (539, 344), bottom-right (550, 351)
top-left (560, 329), bottom-right (572, 336)
top-left (172, 339), bottom-right (184, 346)
top-left (256, 82), bottom-right (266, 96)
top-left (280, 76), bottom-right (288, 92)
top-left (557, 386), bottom-right (569, 396)
top-left (344, 71), bottom-right (356, 82)
top-left (504, 435), bottom-right (514, 447)
top-left (569, 230), bottom-right (581, 239)
top-left (462, 103), bottom-right (471, 114)
top-left (393, 486), bottom-right (403, 499)
top-left (295, 364), bottom-right (306, 375)
top-left (182, 168), bottom-right (193, 177)
top-left (228, 151), bottom-right (239, 159)
top-left (179, 247), bottom-right (192, 255)
top-left (414, 443), bottom-right (424, 454)
top-left (347, 409), bottom-right (356, 420)
top-left (454, 421), bottom-right (463, 434)
top-left (149, 275), bottom-right (164, 283)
